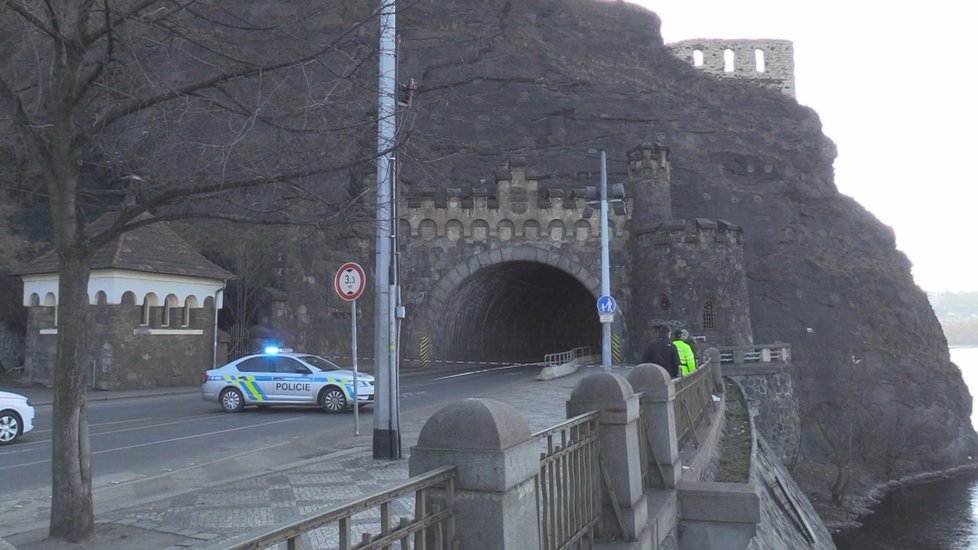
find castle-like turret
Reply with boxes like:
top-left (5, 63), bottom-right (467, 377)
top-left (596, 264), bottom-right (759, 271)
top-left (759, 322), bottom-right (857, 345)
top-left (628, 147), bottom-right (753, 348)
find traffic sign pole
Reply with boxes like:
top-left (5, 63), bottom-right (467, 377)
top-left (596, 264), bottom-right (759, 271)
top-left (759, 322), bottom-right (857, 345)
top-left (335, 263), bottom-right (366, 437)
top-left (599, 149), bottom-right (612, 369)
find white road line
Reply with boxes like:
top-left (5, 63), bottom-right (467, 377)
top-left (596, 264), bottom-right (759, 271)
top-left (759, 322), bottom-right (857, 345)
top-left (28, 417), bottom-right (155, 436)
top-left (431, 363), bottom-right (534, 381)
top-left (0, 416), bottom-right (301, 470)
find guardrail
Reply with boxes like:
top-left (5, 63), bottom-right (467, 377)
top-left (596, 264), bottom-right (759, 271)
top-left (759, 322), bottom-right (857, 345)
top-left (673, 356), bottom-right (715, 450)
top-left (717, 344), bottom-right (791, 365)
top-left (215, 465), bottom-right (458, 550)
top-left (533, 411), bottom-right (602, 550)
top-left (543, 346), bottom-right (591, 367)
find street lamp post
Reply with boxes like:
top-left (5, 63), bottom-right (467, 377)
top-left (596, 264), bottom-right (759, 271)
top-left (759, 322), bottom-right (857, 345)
top-left (599, 150), bottom-right (612, 369)
top-left (373, 0), bottom-right (400, 459)
top-left (585, 150), bottom-right (626, 369)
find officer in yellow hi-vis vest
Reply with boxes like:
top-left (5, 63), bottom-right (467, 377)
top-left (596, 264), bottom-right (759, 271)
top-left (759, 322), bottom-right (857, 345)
top-left (673, 329), bottom-right (697, 376)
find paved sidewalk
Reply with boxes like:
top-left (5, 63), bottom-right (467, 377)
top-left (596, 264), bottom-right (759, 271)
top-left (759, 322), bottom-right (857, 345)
top-left (3, 367), bottom-right (606, 549)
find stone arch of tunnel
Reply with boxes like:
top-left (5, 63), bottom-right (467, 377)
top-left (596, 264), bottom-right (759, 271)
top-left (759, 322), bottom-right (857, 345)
top-left (432, 260), bottom-right (602, 363)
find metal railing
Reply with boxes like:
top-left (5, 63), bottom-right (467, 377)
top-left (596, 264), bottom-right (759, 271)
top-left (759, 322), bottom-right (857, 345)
top-left (534, 411), bottom-right (602, 550)
top-left (673, 357), bottom-right (715, 450)
top-left (216, 465), bottom-right (458, 550)
top-left (543, 346), bottom-right (591, 367)
top-left (717, 343), bottom-right (791, 365)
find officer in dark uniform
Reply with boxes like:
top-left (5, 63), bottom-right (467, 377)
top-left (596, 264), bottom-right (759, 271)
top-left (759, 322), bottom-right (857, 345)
top-left (640, 325), bottom-right (682, 378)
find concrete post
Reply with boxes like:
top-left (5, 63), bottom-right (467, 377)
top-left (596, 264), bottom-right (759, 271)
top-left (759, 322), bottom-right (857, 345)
top-left (627, 364), bottom-right (682, 489)
top-left (409, 398), bottom-right (540, 550)
top-left (566, 372), bottom-right (648, 543)
top-left (704, 347), bottom-right (723, 393)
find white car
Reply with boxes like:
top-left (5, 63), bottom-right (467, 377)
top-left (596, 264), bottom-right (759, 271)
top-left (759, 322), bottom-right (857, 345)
top-left (0, 390), bottom-right (36, 445)
top-left (202, 350), bottom-right (374, 413)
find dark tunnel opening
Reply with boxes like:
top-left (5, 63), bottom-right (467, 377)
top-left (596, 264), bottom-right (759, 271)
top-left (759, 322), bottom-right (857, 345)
top-left (437, 261), bottom-right (602, 363)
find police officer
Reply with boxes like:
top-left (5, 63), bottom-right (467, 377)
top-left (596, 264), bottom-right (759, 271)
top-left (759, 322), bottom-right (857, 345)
top-left (674, 329), bottom-right (697, 376)
top-left (641, 325), bottom-right (682, 378)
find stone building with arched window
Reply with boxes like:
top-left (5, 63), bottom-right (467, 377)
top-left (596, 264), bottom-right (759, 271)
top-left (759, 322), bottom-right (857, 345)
top-left (17, 215), bottom-right (234, 389)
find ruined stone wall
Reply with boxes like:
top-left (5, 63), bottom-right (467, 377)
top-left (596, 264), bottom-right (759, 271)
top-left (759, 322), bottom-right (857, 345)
top-left (668, 39), bottom-right (796, 98)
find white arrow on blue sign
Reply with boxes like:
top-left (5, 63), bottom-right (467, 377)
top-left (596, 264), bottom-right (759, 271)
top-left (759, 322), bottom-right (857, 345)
top-left (597, 295), bottom-right (617, 315)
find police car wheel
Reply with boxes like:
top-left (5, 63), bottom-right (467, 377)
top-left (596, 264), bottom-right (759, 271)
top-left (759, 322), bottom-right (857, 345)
top-left (220, 388), bottom-right (244, 413)
top-left (0, 412), bottom-right (22, 445)
top-left (320, 387), bottom-right (347, 413)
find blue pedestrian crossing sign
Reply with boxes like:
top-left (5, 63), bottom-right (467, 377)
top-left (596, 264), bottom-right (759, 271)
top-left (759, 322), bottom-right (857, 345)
top-left (597, 295), bottom-right (617, 315)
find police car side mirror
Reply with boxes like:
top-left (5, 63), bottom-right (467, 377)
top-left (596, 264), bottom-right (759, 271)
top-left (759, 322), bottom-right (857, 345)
top-left (296, 366), bottom-right (312, 375)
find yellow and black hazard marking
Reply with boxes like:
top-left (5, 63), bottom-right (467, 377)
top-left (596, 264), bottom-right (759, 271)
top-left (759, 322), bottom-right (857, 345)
top-left (420, 336), bottom-right (432, 368)
top-left (224, 374), bottom-right (267, 401)
top-left (612, 333), bottom-right (623, 364)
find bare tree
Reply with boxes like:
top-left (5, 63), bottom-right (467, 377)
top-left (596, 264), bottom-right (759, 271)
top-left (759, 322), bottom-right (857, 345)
top-left (0, 1), bottom-right (385, 540)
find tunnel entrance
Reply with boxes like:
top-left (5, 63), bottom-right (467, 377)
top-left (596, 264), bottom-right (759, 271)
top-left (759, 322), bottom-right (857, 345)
top-left (436, 260), bottom-right (602, 363)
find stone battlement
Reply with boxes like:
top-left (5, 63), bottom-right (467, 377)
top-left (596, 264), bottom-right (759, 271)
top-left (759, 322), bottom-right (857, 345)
top-left (651, 218), bottom-right (744, 245)
top-left (627, 142), bottom-right (671, 183)
top-left (668, 39), bottom-right (795, 98)
top-left (399, 159), bottom-right (630, 242)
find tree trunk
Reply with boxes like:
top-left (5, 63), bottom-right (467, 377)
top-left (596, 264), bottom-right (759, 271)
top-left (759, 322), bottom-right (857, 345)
top-left (48, 251), bottom-right (94, 541)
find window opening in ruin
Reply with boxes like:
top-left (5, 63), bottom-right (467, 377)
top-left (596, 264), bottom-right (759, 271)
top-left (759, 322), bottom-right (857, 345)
top-left (724, 49), bottom-right (735, 72)
top-left (693, 50), bottom-right (704, 67)
top-left (755, 49), bottom-right (766, 72)
top-left (703, 301), bottom-right (716, 329)
top-left (96, 291), bottom-right (107, 305)
top-left (658, 295), bottom-right (671, 311)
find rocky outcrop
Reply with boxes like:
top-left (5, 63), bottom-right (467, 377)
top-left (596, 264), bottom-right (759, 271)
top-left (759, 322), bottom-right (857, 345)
top-left (387, 0), bottom-right (978, 506)
top-left (1, 0), bottom-right (973, 512)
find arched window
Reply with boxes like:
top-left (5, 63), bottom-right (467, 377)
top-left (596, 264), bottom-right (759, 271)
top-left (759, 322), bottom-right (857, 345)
top-left (575, 220), bottom-right (591, 241)
top-left (29, 293), bottom-right (40, 307)
top-left (141, 293), bottom-right (159, 326)
top-left (723, 49), bottom-right (735, 73)
top-left (703, 301), bottom-right (716, 329)
top-left (121, 291), bottom-right (136, 306)
top-left (163, 294), bottom-right (178, 326)
top-left (693, 50), bottom-right (704, 67)
top-left (183, 296), bottom-right (199, 327)
top-left (755, 49), bottom-right (766, 73)
top-left (95, 291), bottom-right (108, 305)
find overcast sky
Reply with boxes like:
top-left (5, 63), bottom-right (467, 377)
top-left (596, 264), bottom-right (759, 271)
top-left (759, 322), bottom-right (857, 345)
top-left (631, 1), bottom-right (977, 293)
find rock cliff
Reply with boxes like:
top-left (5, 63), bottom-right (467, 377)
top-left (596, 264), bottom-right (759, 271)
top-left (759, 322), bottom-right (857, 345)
top-left (387, 0), bottom-right (978, 509)
top-left (2, 0), bottom-right (974, 516)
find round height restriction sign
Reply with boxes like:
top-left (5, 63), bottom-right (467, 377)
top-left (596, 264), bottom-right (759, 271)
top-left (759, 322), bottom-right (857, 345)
top-left (334, 262), bottom-right (366, 301)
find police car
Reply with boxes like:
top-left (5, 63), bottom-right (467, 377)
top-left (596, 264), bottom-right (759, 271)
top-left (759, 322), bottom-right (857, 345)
top-left (0, 390), bottom-right (35, 445)
top-left (201, 349), bottom-right (374, 413)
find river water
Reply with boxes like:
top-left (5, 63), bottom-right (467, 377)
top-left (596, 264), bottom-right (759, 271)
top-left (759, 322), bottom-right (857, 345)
top-left (833, 347), bottom-right (978, 549)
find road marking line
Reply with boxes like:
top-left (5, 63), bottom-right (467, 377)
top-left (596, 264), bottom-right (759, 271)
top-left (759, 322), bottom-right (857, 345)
top-left (0, 417), bottom-right (301, 471)
top-left (431, 363), bottom-right (534, 381)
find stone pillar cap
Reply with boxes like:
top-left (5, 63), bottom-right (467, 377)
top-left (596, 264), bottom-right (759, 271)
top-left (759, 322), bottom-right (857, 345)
top-left (416, 398), bottom-right (531, 450)
top-left (627, 363), bottom-right (675, 400)
top-left (570, 372), bottom-right (635, 402)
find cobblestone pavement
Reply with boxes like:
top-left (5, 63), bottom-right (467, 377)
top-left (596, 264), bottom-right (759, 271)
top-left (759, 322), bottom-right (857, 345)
top-left (8, 367), bottom-right (604, 549)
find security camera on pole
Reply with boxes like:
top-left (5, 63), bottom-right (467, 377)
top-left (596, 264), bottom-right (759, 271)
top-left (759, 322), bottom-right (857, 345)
top-left (583, 150), bottom-right (626, 368)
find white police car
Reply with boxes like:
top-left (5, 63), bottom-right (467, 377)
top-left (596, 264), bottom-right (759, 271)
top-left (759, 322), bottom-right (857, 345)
top-left (202, 349), bottom-right (374, 413)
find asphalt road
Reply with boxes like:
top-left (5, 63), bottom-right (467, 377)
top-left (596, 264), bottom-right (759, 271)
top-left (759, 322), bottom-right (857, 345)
top-left (0, 361), bottom-right (542, 498)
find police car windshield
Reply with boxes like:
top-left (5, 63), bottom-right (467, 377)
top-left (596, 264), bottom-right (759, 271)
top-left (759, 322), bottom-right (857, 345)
top-left (299, 355), bottom-right (343, 371)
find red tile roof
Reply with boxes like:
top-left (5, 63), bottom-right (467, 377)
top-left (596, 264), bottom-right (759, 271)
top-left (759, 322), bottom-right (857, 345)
top-left (18, 213), bottom-right (235, 281)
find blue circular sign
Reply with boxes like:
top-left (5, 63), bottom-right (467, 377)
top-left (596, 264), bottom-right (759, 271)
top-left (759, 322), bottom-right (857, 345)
top-left (597, 295), bottom-right (617, 314)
